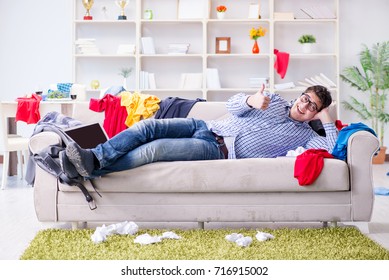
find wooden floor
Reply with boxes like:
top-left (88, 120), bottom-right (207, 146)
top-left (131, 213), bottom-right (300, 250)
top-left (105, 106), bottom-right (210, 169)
top-left (0, 163), bottom-right (388, 260)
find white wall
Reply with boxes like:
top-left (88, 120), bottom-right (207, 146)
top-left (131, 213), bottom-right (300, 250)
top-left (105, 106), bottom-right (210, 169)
top-left (1, 0), bottom-right (389, 146)
top-left (339, 0), bottom-right (389, 147)
top-left (0, 0), bottom-right (72, 97)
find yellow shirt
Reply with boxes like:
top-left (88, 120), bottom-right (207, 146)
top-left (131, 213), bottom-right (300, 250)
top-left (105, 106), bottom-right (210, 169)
top-left (120, 91), bottom-right (160, 127)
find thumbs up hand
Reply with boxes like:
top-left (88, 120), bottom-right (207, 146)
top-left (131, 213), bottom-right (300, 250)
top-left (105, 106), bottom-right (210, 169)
top-left (246, 84), bottom-right (270, 110)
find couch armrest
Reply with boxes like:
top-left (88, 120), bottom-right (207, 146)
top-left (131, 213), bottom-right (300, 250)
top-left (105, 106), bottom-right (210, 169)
top-left (29, 131), bottom-right (62, 154)
top-left (347, 131), bottom-right (380, 221)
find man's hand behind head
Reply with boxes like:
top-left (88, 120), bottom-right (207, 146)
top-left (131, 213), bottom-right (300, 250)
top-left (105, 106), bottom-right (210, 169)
top-left (312, 107), bottom-right (333, 124)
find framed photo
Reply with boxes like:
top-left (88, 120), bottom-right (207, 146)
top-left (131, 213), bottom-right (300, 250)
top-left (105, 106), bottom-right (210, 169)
top-left (216, 37), bottom-right (231, 54)
top-left (248, 3), bottom-right (260, 19)
top-left (177, 0), bottom-right (209, 19)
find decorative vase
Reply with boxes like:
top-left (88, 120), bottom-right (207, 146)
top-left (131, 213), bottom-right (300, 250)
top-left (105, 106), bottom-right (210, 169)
top-left (217, 12), bottom-right (225, 20)
top-left (252, 40), bottom-right (260, 54)
top-left (302, 43), bottom-right (312, 54)
top-left (372, 146), bottom-right (387, 164)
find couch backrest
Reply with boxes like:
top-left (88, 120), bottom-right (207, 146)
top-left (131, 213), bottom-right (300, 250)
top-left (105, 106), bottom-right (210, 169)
top-left (71, 100), bottom-right (337, 126)
top-left (71, 102), bottom-right (105, 124)
top-left (186, 102), bottom-right (229, 120)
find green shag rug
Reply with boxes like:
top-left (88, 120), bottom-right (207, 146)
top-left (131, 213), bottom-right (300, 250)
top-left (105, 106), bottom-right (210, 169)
top-left (20, 227), bottom-right (389, 260)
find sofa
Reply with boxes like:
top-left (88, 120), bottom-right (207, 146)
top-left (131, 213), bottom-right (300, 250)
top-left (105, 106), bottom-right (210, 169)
top-left (29, 101), bottom-right (380, 229)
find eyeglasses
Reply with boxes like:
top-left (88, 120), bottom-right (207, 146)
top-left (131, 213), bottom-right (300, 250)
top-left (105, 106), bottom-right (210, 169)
top-left (300, 93), bottom-right (319, 112)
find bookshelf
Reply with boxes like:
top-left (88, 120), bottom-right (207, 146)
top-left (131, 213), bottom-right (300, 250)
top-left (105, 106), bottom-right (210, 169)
top-left (72, 0), bottom-right (339, 109)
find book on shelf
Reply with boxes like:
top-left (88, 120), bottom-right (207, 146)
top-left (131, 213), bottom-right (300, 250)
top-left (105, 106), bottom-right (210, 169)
top-left (294, 9), bottom-right (312, 19)
top-left (117, 44), bottom-right (135, 55)
top-left (140, 71), bottom-right (157, 89)
top-left (274, 12), bottom-right (294, 20)
top-left (274, 82), bottom-right (296, 90)
top-left (168, 43), bottom-right (190, 55)
top-left (300, 5), bottom-right (336, 19)
top-left (304, 77), bottom-right (317, 86)
top-left (320, 73), bottom-right (336, 87)
top-left (141, 37), bottom-right (156, 55)
top-left (148, 73), bottom-right (156, 89)
top-left (75, 38), bottom-right (100, 55)
top-left (299, 73), bottom-right (336, 88)
top-left (249, 77), bottom-right (269, 88)
top-left (298, 81), bottom-right (312, 87)
top-left (179, 73), bottom-right (203, 89)
top-left (248, 3), bottom-right (260, 19)
top-left (75, 38), bottom-right (96, 44)
top-left (206, 68), bottom-right (221, 89)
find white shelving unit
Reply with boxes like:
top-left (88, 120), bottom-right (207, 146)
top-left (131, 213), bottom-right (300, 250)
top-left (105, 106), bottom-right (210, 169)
top-left (72, 0), bottom-right (339, 109)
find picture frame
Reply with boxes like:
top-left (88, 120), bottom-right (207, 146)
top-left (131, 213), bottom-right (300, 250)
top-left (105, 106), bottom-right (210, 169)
top-left (177, 0), bottom-right (209, 19)
top-left (248, 3), bottom-right (260, 19)
top-left (215, 37), bottom-right (231, 54)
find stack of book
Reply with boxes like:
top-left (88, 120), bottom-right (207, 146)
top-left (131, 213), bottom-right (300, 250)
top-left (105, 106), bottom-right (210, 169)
top-left (168, 43), bottom-right (190, 54)
top-left (249, 77), bottom-right (269, 88)
top-left (75, 38), bottom-right (100, 55)
top-left (139, 71), bottom-right (156, 89)
top-left (298, 73), bottom-right (337, 88)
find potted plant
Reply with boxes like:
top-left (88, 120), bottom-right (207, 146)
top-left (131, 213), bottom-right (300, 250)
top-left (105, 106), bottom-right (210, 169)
top-left (298, 34), bottom-right (316, 53)
top-left (340, 41), bottom-right (389, 164)
top-left (216, 5), bottom-right (227, 19)
top-left (119, 67), bottom-right (132, 90)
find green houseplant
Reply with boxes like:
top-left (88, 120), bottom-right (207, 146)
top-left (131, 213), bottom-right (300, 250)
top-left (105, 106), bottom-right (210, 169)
top-left (298, 34), bottom-right (316, 44)
top-left (298, 34), bottom-right (316, 53)
top-left (119, 67), bottom-right (132, 89)
top-left (340, 41), bottom-right (389, 163)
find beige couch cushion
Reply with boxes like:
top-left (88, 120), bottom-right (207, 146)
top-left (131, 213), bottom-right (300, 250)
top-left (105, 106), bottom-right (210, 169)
top-left (59, 157), bottom-right (349, 193)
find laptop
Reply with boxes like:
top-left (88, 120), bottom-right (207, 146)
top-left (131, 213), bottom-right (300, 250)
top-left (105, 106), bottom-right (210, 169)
top-left (64, 123), bottom-right (108, 149)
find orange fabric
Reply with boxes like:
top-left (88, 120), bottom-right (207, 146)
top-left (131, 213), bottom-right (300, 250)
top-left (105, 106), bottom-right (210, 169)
top-left (15, 94), bottom-right (42, 124)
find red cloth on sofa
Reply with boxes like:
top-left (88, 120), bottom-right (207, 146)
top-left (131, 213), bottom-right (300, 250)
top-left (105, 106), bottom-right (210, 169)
top-left (274, 49), bottom-right (290, 79)
top-left (89, 94), bottom-right (128, 138)
top-left (294, 149), bottom-right (334, 186)
top-left (15, 93), bottom-right (42, 124)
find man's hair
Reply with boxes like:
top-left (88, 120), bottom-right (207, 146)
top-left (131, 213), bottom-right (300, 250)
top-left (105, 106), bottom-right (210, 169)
top-left (305, 85), bottom-right (332, 111)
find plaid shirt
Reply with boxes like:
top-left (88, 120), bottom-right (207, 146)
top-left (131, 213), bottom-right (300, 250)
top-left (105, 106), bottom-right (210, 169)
top-left (207, 92), bottom-right (338, 159)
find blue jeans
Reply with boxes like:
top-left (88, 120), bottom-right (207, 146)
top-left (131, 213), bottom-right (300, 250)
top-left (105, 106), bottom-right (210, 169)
top-left (91, 118), bottom-right (224, 177)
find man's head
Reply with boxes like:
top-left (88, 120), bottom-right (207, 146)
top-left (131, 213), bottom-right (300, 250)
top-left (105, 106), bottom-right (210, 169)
top-left (289, 85), bottom-right (332, 122)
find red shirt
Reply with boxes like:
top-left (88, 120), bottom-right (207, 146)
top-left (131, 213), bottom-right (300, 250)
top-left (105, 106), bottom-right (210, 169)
top-left (89, 94), bottom-right (128, 138)
top-left (294, 149), bottom-right (334, 186)
top-left (15, 94), bottom-right (42, 124)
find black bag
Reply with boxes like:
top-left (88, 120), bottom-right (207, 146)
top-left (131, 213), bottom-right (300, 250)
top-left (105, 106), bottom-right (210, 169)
top-left (29, 112), bottom-right (100, 210)
top-left (33, 145), bottom-right (99, 210)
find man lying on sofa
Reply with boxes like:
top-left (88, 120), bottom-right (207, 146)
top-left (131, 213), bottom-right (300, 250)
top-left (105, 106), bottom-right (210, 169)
top-left (62, 85), bottom-right (337, 179)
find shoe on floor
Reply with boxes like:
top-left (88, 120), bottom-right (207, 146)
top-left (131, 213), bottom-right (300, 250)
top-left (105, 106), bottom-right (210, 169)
top-left (66, 142), bottom-right (95, 178)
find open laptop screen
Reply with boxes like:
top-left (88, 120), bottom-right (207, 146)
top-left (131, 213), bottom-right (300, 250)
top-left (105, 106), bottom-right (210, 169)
top-left (64, 123), bottom-right (108, 149)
